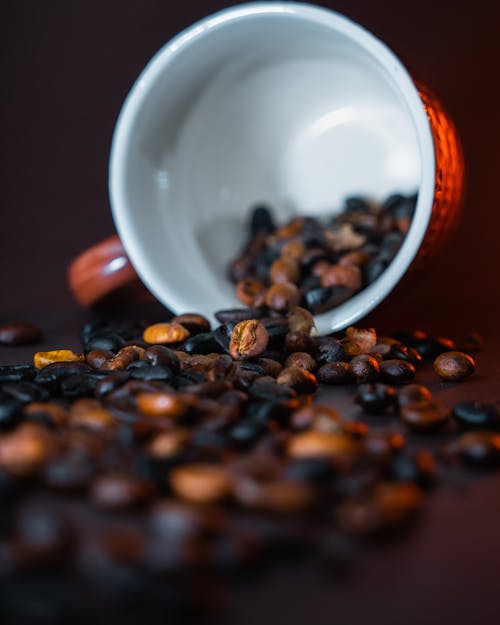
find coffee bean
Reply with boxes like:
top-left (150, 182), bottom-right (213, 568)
top-left (349, 355), bottom-right (380, 383)
top-left (457, 432), bottom-right (500, 468)
top-left (0, 364), bottom-right (36, 383)
top-left (287, 431), bottom-right (359, 462)
top-left (229, 320), bottom-right (269, 361)
top-left (265, 282), bottom-right (301, 313)
top-left (23, 401), bottom-right (68, 428)
top-left (304, 285), bottom-right (353, 314)
top-left (0, 322), bottom-right (43, 345)
top-left (250, 204), bottom-right (276, 235)
top-left (145, 345), bottom-right (180, 373)
top-left (86, 348), bottom-right (114, 368)
top-left (143, 322), bottom-right (190, 345)
top-left (356, 384), bottom-right (396, 414)
top-left (34, 350), bottom-right (85, 369)
top-left (389, 450), bottom-right (436, 487)
top-left (84, 332), bottom-right (126, 353)
top-left (276, 367), bottom-right (318, 394)
top-left (183, 332), bottom-right (222, 355)
top-left (459, 332), bottom-right (484, 354)
top-left (60, 374), bottom-right (98, 398)
top-left (452, 401), bottom-right (500, 430)
top-left (315, 337), bottom-right (348, 365)
top-left (43, 451), bottom-right (95, 491)
top-left (0, 423), bottom-right (52, 475)
top-left (388, 343), bottom-right (422, 366)
top-left (171, 313), bottom-right (210, 335)
top-left (379, 359), bottom-right (415, 384)
top-left (287, 306), bottom-right (315, 334)
top-left (228, 419), bottom-right (267, 449)
top-left (169, 463), bottom-right (232, 504)
top-left (285, 352), bottom-right (317, 373)
top-left (215, 308), bottom-right (265, 324)
top-left (317, 362), bottom-right (352, 385)
top-left (136, 391), bottom-right (190, 418)
top-left (284, 331), bottom-right (316, 355)
top-left (1, 381), bottom-right (50, 403)
top-left (414, 336), bottom-right (456, 360)
top-left (400, 400), bottom-right (450, 432)
top-left (236, 278), bottom-right (267, 307)
top-left (434, 351), bottom-right (475, 382)
top-left (130, 364), bottom-right (174, 382)
top-left (397, 384), bottom-right (433, 408)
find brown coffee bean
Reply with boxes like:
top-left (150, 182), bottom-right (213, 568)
top-left (236, 278), bottom-right (267, 307)
top-left (284, 331), bottom-right (316, 355)
top-left (0, 423), bottom-right (53, 476)
top-left (275, 217), bottom-right (305, 240)
top-left (169, 464), bottom-right (232, 504)
top-left (252, 357), bottom-right (283, 377)
top-left (136, 392), bottom-right (190, 418)
top-left (287, 306), bottom-right (315, 334)
top-left (90, 473), bottom-right (154, 510)
top-left (34, 350), bottom-right (84, 369)
top-left (143, 322), bottom-right (190, 345)
top-left (85, 349), bottom-right (114, 369)
top-left (400, 400), bottom-right (451, 432)
top-left (349, 354), bottom-right (380, 383)
top-left (285, 352), bottom-right (317, 373)
top-left (146, 429), bottom-right (190, 459)
top-left (338, 250), bottom-right (369, 267)
top-left (229, 320), bottom-right (269, 361)
top-left (171, 313), bottom-right (211, 334)
top-left (269, 258), bottom-right (301, 284)
top-left (265, 282), bottom-right (301, 312)
top-left (321, 264), bottom-right (362, 290)
top-left (397, 384), bottom-right (433, 407)
top-left (317, 362), bottom-right (353, 385)
top-left (281, 239), bottom-right (306, 260)
top-left (69, 399), bottom-right (117, 431)
top-left (345, 326), bottom-right (377, 353)
top-left (104, 345), bottom-right (146, 371)
top-left (276, 367), bottom-right (318, 394)
top-left (23, 401), bottom-right (68, 427)
top-left (145, 345), bottom-right (180, 373)
top-left (0, 322), bottom-right (43, 345)
top-left (434, 351), bottom-right (475, 382)
top-left (379, 359), bottom-right (416, 384)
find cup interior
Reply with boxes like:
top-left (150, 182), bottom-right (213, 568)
top-left (110, 2), bottom-right (434, 333)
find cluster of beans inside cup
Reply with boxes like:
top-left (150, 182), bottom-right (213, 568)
top-left (0, 307), bottom-right (497, 622)
top-left (228, 194), bottom-right (416, 314)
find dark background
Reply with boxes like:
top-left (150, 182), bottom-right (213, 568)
top-left (1, 2), bottom-right (500, 624)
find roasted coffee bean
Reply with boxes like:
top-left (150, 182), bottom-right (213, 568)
top-left (349, 355), bottom-right (380, 383)
top-left (414, 336), bottom-right (456, 360)
top-left (104, 345), bottom-right (146, 371)
top-left (175, 371), bottom-right (207, 389)
top-left (315, 337), bottom-right (348, 365)
top-left (86, 348), bottom-right (114, 368)
top-left (0, 363), bottom-right (36, 383)
top-left (388, 343), bottom-right (422, 366)
top-left (284, 331), bottom-right (316, 355)
top-left (215, 308), bottom-right (265, 324)
top-left (434, 351), bottom-right (475, 382)
top-left (452, 401), bottom-right (500, 430)
top-left (84, 332), bottom-right (126, 353)
top-left (287, 306), bottom-right (315, 334)
top-left (0, 423), bottom-right (53, 475)
top-left (212, 323), bottom-right (235, 353)
top-left (184, 332), bottom-right (222, 355)
top-left (234, 476), bottom-right (314, 513)
top-left (285, 352), bottom-right (317, 373)
top-left (171, 313), bottom-right (210, 335)
top-left (265, 282), bottom-right (301, 313)
top-left (456, 431), bottom-right (500, 468)
top-left (143, 322), bottom-right (190, 345)
top-left (130, 364), bottom-right (174, 382)
top-left (379, 359), bottom-right (415, 384)
top-left (34, 361), bottom-right (91, 393)
top-left (1, 381), bottom-right (50, 403)
top-left (250, 204), bottom-right (276, 234)
top-left (60, 374), bottom-right (98, 398)
top-left (276, 367), bottom-right (318, 394)
top-left (389, 450), bottom-right (436, 487)
top-left (400, 400), bottom-right (451, 432)
top-left (229, 320), bottom-right (269, 361)
top-left (397, 384), bottom-right (433, 408)
top-left (236, 278), bottom-right (267, 307)
top-left (260, 318), bottom-right (289, 348)
top-left (69, 399), bottom-right (117, 431)
top-left (287, 431), bottom-right (359, 462)
top-left (304, 285), bottom-right (353, 314)
top-left (356, 384), bottom-right (396, 414)
top-left (0, 396), bottom-right (23, 430)
top-left (145, 345), bottom-right (180, 373)
top-left (23, 401), bottom-right (67, 428)
top-left (0, 321), bottom-right (43, 345)
top-left (269, 258), bottom-right (301, 284)
top-left (34, 350), bottom-right (85, 369)
top-left (94, 371), bottom-right (130, 398)
top-left (252, 357), bottom-right (283, 377)
top-left (317, 361), bottom-right (352, 385)
top-left (136, 391), bottom-right (190, 418)
top-left (248, 378), bottom-right (297, 402)
top-left (228, 419), bottom-right (267, 449)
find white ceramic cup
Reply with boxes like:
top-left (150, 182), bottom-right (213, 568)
top-left (105, 1), bottom-right (462, 334)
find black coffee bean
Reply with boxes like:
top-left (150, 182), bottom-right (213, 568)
top-left (304, 286), bottom-right (352, 314)
top-left (388, 343), bottom-right (422, 366)
top-left (260, 318), bottom-right (289, 348)
top-left (144, 345), bottom-right (180, 373)
top-left (452, 401), bottom-right (500, 430)
top-left (213, 323), bottom-right (236, 352)
top-left (183, 332), bottom-right (223, 355)
top-left (60, 374), bottom-right (98, 398)
top-left (1, 381), bottom-right (50, 403)
top-left (315, 337), bottom-right (348, 365)
top-left (248, 380), bottom-right (296, 402)
top-left (317, 362), bottom-right (353, 385)
top-left (215, 308), bottom-right (265, 324)
top-left (246, 400), bottom-right (292, 424)
top-left (413, 337), bottom-right (456, 360)
top-left (84, 332), bottom-right (126, 353)
top-left (94, 372), bottom-right (130, 398)
top-left (174, 371), bottom-right (207, 389)
top-left (130, 365), bottom-right (174, 382)
top-left (34, 362), bottom-right (92, 393)
top-left (250, 204), bottom-right (276, 235)
top-left (343, 196), bottom-right (372, 213)
top-left (0, 396), bottom-right (23, 430)
top-left (379, 359), bottom-right (415, 384)
top-left (356, 383), bottom-right (396, 414)
top-left (239, 362), bottom-right (267, 376)
top-left (0, 364), bottom-right (37, 383)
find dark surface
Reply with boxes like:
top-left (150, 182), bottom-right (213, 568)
top-left (1, 1), bottom-right (500, 624)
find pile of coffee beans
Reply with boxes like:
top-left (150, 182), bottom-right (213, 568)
top-left (228, 193), bottom-right (416, 314)
top-left (0, 310), bottom-right (496, 623)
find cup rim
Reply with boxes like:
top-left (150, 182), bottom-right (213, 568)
top-left (109, 1), bottom-right (435, 333)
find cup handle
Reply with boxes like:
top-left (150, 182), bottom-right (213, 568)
top-left (68, 235), bottom-right (152, 308)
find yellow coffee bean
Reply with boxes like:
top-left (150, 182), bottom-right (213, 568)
top-left (34, 350), bottom-right (85, 369)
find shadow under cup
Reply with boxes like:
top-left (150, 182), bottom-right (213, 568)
top-left (108, 3), bottom-right (440, 334)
